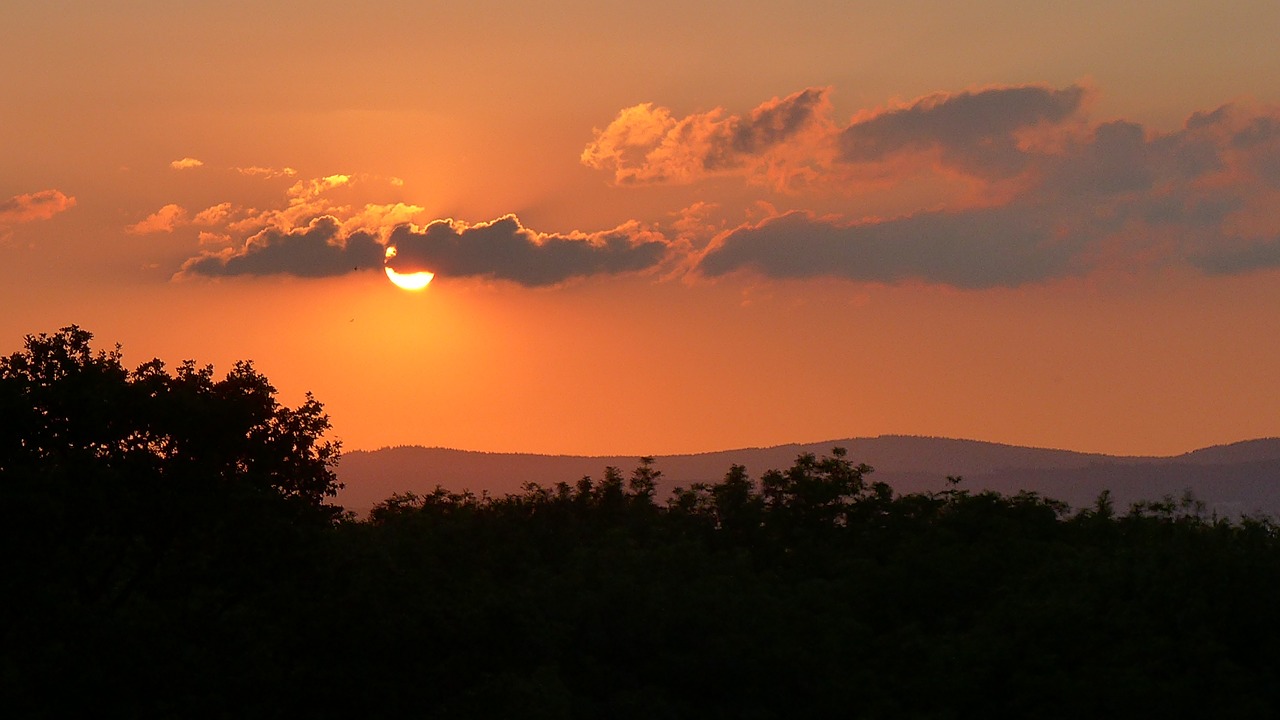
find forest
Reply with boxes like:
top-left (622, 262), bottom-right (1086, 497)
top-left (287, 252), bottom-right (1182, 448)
top-left (4, 327), bottom-right (1280, 718)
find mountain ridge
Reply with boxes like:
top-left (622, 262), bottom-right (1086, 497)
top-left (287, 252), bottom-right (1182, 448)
top-left (335, 435), bottom-right (1280, 517)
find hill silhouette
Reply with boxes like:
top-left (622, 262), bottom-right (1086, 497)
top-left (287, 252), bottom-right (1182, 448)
top-left (336, 436), bottom-right (1280, 517)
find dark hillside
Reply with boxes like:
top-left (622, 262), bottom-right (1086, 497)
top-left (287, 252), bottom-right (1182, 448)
top-left (337, 436), bottom-right (1280, 517)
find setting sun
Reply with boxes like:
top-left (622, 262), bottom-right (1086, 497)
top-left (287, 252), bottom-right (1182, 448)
top-left (384, 266), bottom-right (434, 290)
top-left (383, 246), bottom-right (433, 290)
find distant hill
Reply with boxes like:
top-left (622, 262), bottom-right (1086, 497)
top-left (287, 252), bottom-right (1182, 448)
top-left (334, 436), bottom-right (1280, 518)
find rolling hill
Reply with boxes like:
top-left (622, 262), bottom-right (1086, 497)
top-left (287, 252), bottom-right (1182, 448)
top-left (334, 436), bottom-right (1280, 518)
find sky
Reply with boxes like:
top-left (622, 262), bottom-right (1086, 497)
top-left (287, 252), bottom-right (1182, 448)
top-left (4, 1), bottom-right (1280, 457)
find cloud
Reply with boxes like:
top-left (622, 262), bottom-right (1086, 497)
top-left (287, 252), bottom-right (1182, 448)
top-left (287, 174), bottom-right (352, 202)
top-left (581, 88), bottom-right (832, 185)
top-left (624, 87), bottom-right (1280, 286)
top-left (166, 90), bottom-right (1280, 289)
top-left (198, 231), bottom-right (231, 245)
top-left (235, 166), bottom-right (299, 178)
top-left (698, 208), bottom-right (1074, 289)
top-left (169, 160), bottom-right (672, 283)
top-left (180, 210), bottom-right (672, 284)
top-left (1191, 237), bottom-right (1280, 275)
top-left (192, 202), bottom-right (234, 226)
top-left (385, 215), bottom-right (675, 286)
top-left (170, 157), bottom-right (204, 170)
top-left (338, 202), bottom-right (425, 236)
top-left (582, 84), bottom-right (1085, 188)
top-left (0, 189), bottom-right (76, 224)
top-left (224, 173), bottom-right (365, 237)
top-left (180, 215), bottom-right (384, 278)
top-left (838, 85), bottom-right (1085, 178)
top-left (670, 202), bottom-right (723, 244)
top-left (126, 204), bottom-right (188, 234)
top-left (173, 172), bottom-right (433, 279)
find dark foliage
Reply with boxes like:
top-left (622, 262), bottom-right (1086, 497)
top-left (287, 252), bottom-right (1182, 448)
top-left (0, 327), bottom-right (342, 716)
top-left (5, 328), bottom-right (1280, 718)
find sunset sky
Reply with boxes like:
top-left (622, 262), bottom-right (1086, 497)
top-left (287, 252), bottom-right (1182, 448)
top-left (5, 1), bottom-right (1280, 457)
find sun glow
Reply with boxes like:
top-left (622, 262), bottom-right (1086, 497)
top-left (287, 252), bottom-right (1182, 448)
top-left (384, 246), bottom-right (434, 290)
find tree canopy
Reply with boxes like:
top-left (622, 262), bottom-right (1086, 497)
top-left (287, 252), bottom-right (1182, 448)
top-left (0, 325), bottom-right (342, 516)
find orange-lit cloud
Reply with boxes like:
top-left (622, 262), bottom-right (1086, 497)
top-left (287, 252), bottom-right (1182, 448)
top-left (176, 173), bottom-right (430, 278)
top-left (169, 157), bottom-right (204, 170)
top-left (0, 189), bottom-right (76, 224)
top-left (670, 202), bottom-right (723, 243)
top-left (287, 174), bottom-right (352, 201)
top-left (339, 202), bottom-right (425, 238)
top-left (235, 166), bottom-right (298, 178)
top-left (385, 215), bottom-right (675, 287)
top-left (582, 88), bottom-right (832, 185)
top-left (193, 202), bottom-right (233, 226)
top-left (225, 173), bottom-right (368, 237)
top-left (126, 204), bottom-right (189, 234)
top-left (198, 230), bottom-right (230, 245)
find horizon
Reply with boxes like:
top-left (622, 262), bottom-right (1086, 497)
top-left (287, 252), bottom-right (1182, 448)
top-left (345, 433), bottom-right (1280, 462)
top-left (6, 2), bottom-right (1280, 458)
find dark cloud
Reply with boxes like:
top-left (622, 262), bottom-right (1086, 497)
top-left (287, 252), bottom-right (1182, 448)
top-left (839, 85), bottom-right (1085, 178)
top-left (1227, 114), bottom-right (1280, 187)
top-left (698, 209), bottom-right (1074, 289)
top-left (1043, 121), bottom-right (1157, 198)
top-left (181, 216), bottom-right (384, 278)
top-left (1038, 102), bottom-right (1280, 204)
top-left (1139, 193), bottom-right (1241, 229)
top-left (176, 206), bottom-right (672, 284)
top-left (695, 111), bottom-right (1280, 288)
top-left (1231, 115), bottom-right (1280, 148)
top-left (385, 215), bottom-right (672, 287)
top-left (1186, 104), bottom-right (1232, 130)
top-left (1190, 238), bottom-right (1280, 275)
top-left (731, 87), bottom-right (829, 155)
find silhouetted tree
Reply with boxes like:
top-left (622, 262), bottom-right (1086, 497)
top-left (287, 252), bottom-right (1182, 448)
top-left (1, 326), bottom-right (343, 715)
top-left (1, 325), bottom-right (341, 517)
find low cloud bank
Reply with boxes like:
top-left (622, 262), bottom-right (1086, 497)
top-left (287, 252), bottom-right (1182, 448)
top-left (384, 216), bottom-right (673, 287)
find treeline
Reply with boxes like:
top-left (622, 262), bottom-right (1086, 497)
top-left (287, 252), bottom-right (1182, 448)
top-left (5, 328), bottom-right (1280, 717)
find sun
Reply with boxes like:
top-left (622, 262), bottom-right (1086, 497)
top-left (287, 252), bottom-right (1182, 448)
top-left (383, 246), bottom-right (434, 290)
top-left (385, 266), bottom-right (434, 290)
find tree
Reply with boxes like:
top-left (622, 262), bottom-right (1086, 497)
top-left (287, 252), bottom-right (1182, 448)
top-left (0, 325), bottom-right (343, 518)
top-left (1, 327), bottom-right (347, 714)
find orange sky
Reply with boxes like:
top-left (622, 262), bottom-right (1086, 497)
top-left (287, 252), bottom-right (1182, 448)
top-left (4, 1), bottom-right (1280, 456)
